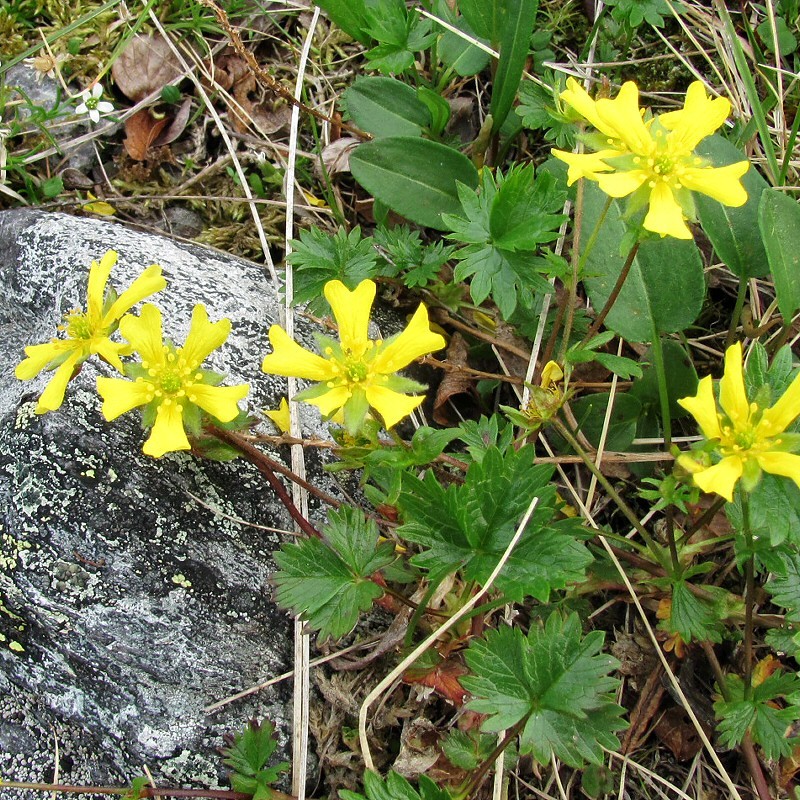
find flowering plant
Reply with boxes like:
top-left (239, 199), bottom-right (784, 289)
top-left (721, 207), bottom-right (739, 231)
top-left (75, 83), bottom-right (114, 123)
top-left (553, 80), bottom-right (749, 238)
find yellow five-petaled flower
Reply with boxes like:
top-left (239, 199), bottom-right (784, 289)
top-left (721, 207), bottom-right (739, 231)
top-left (97, 303), bottom-right (249, 458)
top-left (15, 250), bottom-right (166, 413)
top-left (553, 79), bottom-right (749, 239)
top-left (677, 343), bottom-right (800, 502)
top-left (261, 279), bottom-right (446, 434)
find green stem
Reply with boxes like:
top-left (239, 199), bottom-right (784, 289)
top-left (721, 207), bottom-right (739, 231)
top-left (648, 328), bottom-right (679, 572)
top-left (725, 277), bottom-right (748, 349)
top-left (742, 492), bottom-right (755, 700)
top-left (580, 240), bottom-right (641, 346)
top-left (457, 715), bottom-right (529, 800)
top-left (554, 419), bottom-right (668, 569)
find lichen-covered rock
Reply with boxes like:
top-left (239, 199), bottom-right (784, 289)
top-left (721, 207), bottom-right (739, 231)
top-left (0, 209), bottom-right (329, 795)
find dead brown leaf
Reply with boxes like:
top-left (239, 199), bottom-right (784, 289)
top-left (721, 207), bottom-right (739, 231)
top-left (432, 333), bottom-right (476, 425)
top-left (112, 34), bottom-right (182, 102)
top-left (654, 706), bottom-right (709, 761)
top-left (316, 137), bottom-right (359, 177)
top-left (123, 110), bottom-right (169, 161)
top-left (403, 656), bottom-right (469, 706)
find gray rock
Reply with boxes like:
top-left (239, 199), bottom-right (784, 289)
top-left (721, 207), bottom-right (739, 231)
top-left (0, 209), bottom-right (333, 795)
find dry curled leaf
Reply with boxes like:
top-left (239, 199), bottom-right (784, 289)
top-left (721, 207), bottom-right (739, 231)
top-left (112, 34), bottom-right (182, 102)
top-left (433, 332), bottom-right (476, 425)
top-left (316, 137), bottom-right (359, 178)
top-left (123, 109), bottom-right (169, 161)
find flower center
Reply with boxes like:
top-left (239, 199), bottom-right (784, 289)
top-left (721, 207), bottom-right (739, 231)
top-left (63, 308), bottom-right (95, 340)
top-left (144, 347), bottom-right (197, 398)
top-left (345, 359), bottom-right (369, 383)
top-left (85, 97), bottom-right (99, 110)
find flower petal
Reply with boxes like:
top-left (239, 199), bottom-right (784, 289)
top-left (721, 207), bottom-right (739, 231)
top-left (551, 149), bottom-right (618, 185)
top-left (87, 250), bottom-right (117, 319)
top-left (264, 397), bottom-right (292, 433)
top-left (371, 304), bottom-right (446, 374)
top-left (596, 82), bottom-right (652, 153)
top-left (365, 384), bottom-right (423, 429)
top-left (143, 400), bottom-right (191, 458)
top-left (755, 451), bottom-right (800, 489)
top-left (105, 264), bottom-right (167, 322)
top-left (660, 82), bottom-right (732, 150)
top-left (680, 162), bottom-right (749, 207)
top-left (92, 337), bottom-right (128, 374)
top-left (180, 305), bottom-right (231, 370)
top-left (36, 353), bottom-right (82, 413)
top-left (560, 78), bottom-right (625, 141)
top-left (692, 456), bottom-right (743, 501)
top-left (678, 376), bottom-right (722, 440)
top-left (119, 303), bottom-right (164, 366)
top-left (304, 385), bottom-right (351, 417)
top-left (643, 182), bottom-right (692, 239)
top-left (97, 376), bottom-right (153, 420)
top-left (596, 169), bottom-right (648, 198)
top-left (760, 370), bottom-right (800, 436)
top-left (324, 279), bottom-right (376, 358)
top-left (15, 341), bottom-right (67, 380)
top-left (187, 383), bottom-right (249, 423)
top-left (262, 325), bottom-right (338, 381)
top-left (718, 342), bottom-right (749, 427)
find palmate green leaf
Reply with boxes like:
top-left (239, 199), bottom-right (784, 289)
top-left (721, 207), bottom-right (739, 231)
top-left (373, 225), bottom-right (456, 288)
top-left (443, 166), bottom-right (565, 318)
top-left (715, 673), bottom-right (800, 759)
top-left (222, 720), bottom-right (290, 800)
top-left (516, 77), bottom-right (576, 149)
top-left (362, 0), bottom-right (436, 74)
top-left (340, 770), bottom-right (452, 800)
top-left (662, 580), bottom-right (724, 643)
top-left (604, 0), bottom-right (682, 28)
top-left (766, 549), bottom-right (800, 622)
top-left (462, 614), bottom-right (625, 767)
top-left (397, 446), bottom-right (593, 601)
top-left (273, 507), bottom-right (396, 641)
top-left (286, 226), bottom-right (379, 314)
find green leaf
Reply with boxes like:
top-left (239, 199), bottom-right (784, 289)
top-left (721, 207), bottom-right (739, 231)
top-left (766, 549), bottom-right (800, 622)
top-left (458, 0), bottom-right (500, 40)
top-left (569, 392), bottom-right (642, 452)
top-left (462, 614), bottom-right (625, 767)
top-left (489, 0), bottom-right (538, 134)
top-left (222, 720), bottom-right (290, 800)
top-left (729, 472), bottom-right (800, 549)
top-left (516, 76), bottom-right (575, 149)
top-left (350, 136), bottom-right (479, 230)
top-left (628, 340), bottom-right (698, 417)
top-left (343, 77), bottom-right (430, 138)
top-left (457, 414), bottom-right (515, 462)
top-left (444, 166), bottom-right (565, 317)
top-left (416, 86), bottom-right (450, 137)
top-left (433, 0), bottom-right (491, 77)
top-left (397, 447), bottom-right (593, 601)
top-left (759, 188), bottom-right (800, 323)
top-left (286, 226), bottom-right (379, 314)
top-left (715, 672), bottom-right (800, 759)
top-left (604, 0), bottom-right (681, 28)
top-left (373, 224), bottom-right (456, 287)
top-left (314, 0), bottom-right (371, 43)
top-left (440, 729), bottom-right (497, 770)
top-left (663, 580), bottom-right (724, 643)
top-left (695, 135), bottom-right (770, 279)
top-left (363, 0), bottom-right (436, 74)
top-left (581, 183), bottom-right (705, 341)
top-left (41, 176), bottom-right (64, 198)
top-left (340, 771), bottom-right (452, 800)
top-left (273, 507), bottom-right (396, 641)
top-left (757, 15), bottom-right (797, 55)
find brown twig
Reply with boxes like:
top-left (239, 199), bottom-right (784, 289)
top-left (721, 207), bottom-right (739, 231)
top-left (196, 0), bottom-right (371, 140)
top-left (210, 426), bottom-right (322, 538)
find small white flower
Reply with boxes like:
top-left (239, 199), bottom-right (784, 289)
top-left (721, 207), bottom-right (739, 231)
top-left (75, 84), bottom-right (114, 123)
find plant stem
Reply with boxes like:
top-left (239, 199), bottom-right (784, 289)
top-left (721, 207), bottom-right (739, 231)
top-left (726, 277), bottom-right (748, 349)
top-left (210, 427), bottom-right (322, 539)
top-left (580, 240), bottom-right (641, 346)
top-left (741, 492), bottom-right (756, 699)
top-left (553, 419), bottom-right (668, 569)
top-left (680, 495), bottom-right (727, 543)
top-left (458, 715), bottom-right (529, 800)
top-left (648, 327), bottom-right (680, 572)
top-left (742, 733), bottom-right (773, 800)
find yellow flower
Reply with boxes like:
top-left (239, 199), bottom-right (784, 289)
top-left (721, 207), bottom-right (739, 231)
top-left (265, 397), bottom-right (292, 433)
top-left (677, 342), bottom-right (800, 502)
top-left (553, 79), bottom-right (749, 239)
top-left (540, 360), bottom-right (564, 388)
top-left (15, 250), bottom-right (166, 414)
top-left (96, 304), bottom-right (249, 458)
top-left (261, 279), bottom-right (446, 433)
